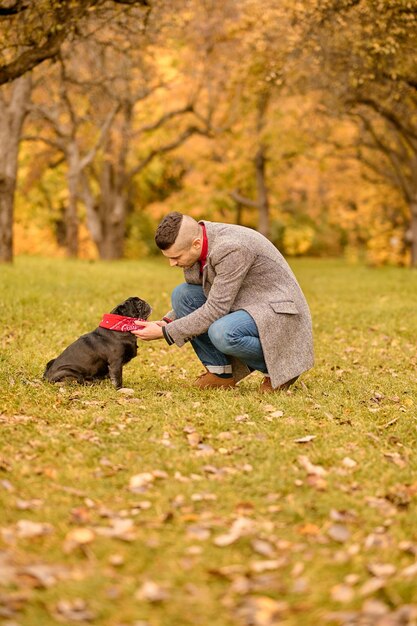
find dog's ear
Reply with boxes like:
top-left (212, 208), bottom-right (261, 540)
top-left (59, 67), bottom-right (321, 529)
top-left (45, 358), bottom-right (56, 372)
top-left (111, 300), bottom-right (130, 316)
top-left (112, 297), bottom-right (151, 319)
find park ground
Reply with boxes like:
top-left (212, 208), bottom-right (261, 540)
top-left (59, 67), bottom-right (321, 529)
top-left (0, 257), bottom-right (416, 626)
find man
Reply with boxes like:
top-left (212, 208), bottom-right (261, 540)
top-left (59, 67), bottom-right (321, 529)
top-left (132, 212), bottom-right (314, 391)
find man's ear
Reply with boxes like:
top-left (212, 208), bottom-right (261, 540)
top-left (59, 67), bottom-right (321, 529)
top-left (192, 237), bottom-right (202, 250)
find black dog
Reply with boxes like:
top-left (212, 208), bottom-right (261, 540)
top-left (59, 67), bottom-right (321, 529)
top-left (43, 297), bottom-right (152, 389)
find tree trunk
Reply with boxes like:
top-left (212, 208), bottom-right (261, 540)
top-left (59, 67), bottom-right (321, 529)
top-left (410, 201), bottom-right (417, 268)
top-left (255, 145), bottom-right (269, 238)
top-left (82, 160), bottom-right (127, 260)
top-left (0, 75), bottom-right (31, 262)
top-left (66, 143), bottom-right (80, 257)
top-left (96, 191), bottom-right (126, 260)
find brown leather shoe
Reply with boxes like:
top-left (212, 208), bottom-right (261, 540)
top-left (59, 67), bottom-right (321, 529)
top-left (259, 375), bottom-right (299, 393)
top-left (193, 371), bottom-right (236, 389)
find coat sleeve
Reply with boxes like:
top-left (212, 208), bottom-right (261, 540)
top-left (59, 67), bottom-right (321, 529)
top-left (165, 244), bottom-right (255, 347)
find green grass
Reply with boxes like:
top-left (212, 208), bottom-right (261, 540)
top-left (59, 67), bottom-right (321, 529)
top-left (0, 256), bottom-right (416, 626)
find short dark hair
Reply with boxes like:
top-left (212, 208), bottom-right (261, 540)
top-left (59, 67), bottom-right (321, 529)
top-left (155, 212), bottom-right (184, 250)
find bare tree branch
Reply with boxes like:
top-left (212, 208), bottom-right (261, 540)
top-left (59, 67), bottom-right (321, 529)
top-left (229, 190), bottom-right (260, 209)
top-left (0, 0), bottom-right (29, 15)
top-left (135, 104), bottom-right (193, 135)
top-left (354, 114), bottom-right (414, 201)
top-left (350, 96), bottom-right (417, 148)
top-left (21, 134), bottom-right (66, 152)
top-left (28, 104), bottom-right (69, 139)
top-left (128, 126), bottom-right (206, 179)
top-left (79, 105), bottom-right (121, 170)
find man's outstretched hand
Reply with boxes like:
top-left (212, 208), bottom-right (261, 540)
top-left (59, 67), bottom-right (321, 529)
top-left (131, 320), bottom-right (166, 341)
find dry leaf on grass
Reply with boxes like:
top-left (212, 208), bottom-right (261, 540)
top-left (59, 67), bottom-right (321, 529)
top-left (214, 517), bottom-right (255, 547)
top-left (236, 596), bottom-right (288, 626)
top-left (249, 558), bottom-right (287, 573)
top-left (135, 581), bottom-right (169, 603)
top-left (3, 520), bottom-right (54, 541)
top-left (63, 528), bottom-right (95, 553)
top-left (367, 563), bottom-right (396, 578)
top-left (95, 518), bottom-right (136, 541)
top-left (250, 539), bottom-right (277, 558)
top-left (359, 577), bottom-right (386, 596)
top-left (129, 469), bottom-right (168, 493)
top-left (331, 583), bottom-right (355, 603)
top-left (298, 455), bottom-right (328, 477)
top-left (294, 435), bottom-right (316, 444)
top-left (327, 524), bottom-right (350, 543)
top-left (0, 590), bottom-right (30, 619)
top-left (187, 432), bottom-right (201, 447)
top-left (18, 564), bottom-right (70, 589)
top-left (54, 598), bottom-right (96, 622)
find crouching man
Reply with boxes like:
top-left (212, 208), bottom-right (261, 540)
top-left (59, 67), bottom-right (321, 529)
top-left (132, 212), bottom-right (314, 392)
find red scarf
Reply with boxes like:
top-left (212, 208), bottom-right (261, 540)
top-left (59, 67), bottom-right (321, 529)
top-left (99, 313), bottom-right (146, 332)
top-left (199, 222), bottom-right (208, 274)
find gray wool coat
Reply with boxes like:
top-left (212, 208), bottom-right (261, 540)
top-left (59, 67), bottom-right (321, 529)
top-left (164, 221), bottom-right (314, 388)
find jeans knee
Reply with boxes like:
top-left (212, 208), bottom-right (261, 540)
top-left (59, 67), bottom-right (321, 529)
top-left (208, 321), bottom-right (234, 354)
top-left (171, 284), bottom-right (188, 312)
top-left (172, 283), bottom-right (204, 317)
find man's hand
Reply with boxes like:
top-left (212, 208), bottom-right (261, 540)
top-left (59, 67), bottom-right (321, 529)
top-left (131, 320), bottom-right (166, 341)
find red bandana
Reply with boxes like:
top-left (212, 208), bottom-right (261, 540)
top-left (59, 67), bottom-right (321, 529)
top-left (99, 313), bottom-right (146, 332)
top-left (199, 222), bottom-right (208, 274)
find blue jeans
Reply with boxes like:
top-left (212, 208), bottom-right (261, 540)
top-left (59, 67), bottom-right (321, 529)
top-left (171, 283), bottom-right (267, 375)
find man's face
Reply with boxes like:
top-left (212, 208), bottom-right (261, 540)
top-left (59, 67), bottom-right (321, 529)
top-left (162, 238), bottom-right (202, 268)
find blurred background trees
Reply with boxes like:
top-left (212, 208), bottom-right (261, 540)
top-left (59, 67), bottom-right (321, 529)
top-left (1, 0), bottom-right (416, 265)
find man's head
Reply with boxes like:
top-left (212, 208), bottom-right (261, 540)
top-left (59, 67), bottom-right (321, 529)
top-left (155, 212), bottom-right (203, 268)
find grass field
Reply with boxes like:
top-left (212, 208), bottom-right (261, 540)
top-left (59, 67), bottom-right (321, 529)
top-left (0, 256), bottom-right (416, 626)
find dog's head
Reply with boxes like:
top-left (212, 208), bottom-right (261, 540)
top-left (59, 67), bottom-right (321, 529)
top-left (111, 297), bottom-right (152, 320)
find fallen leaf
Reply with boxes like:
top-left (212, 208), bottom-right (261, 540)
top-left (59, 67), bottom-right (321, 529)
top-left (15, 520), bottom-right (54, 539)
top-left (359, 577), bottom-right (386, 596)
top-left (15, 498), bottom-right (43, 511)
top-left (250, 539), bottom-right (276, 558)
top-left (129, 470), bottom-right (167, 493)
top-left (250, 558), bottom-right (287, 573)
top-left (330, 509), bottom-right (357, 523)
top-left (235, 414), bottom-right (250, 422)
top-left (297, 523), bottom-right (321, 536)
top-left (400, 562), bottom-right (417, 577)
top-left (327, 524), bottom-right (350, 543)
top-left (117, 387), bottom-right (135, 395)
top-left (383, 452), bottom-right (407, 468)
top-left (294, 435), bottom-right (316, 444)
top-left (236, 595), bottom-right (288, 626)
top-left (63, 528), bottom-right (95, 553)
top-left (331, 583), bottom-right (355, 603)
top-left (54, 598), bottom-right (96, 622)
top-left (262, 404), bottom-right (277, 412)
top-left (108, 554), bottom-right (125, 567)
top-left (18, 564), bottom-right (69, 589)
top-left (95, 518), bottom-right (136, 541)
top-left (367, 563), bottom-right (396, 578)
top-left (135, 580), bottom-right (169, 603)
top-left (187, 432), bottom-right (201, 447)
top-left (298, 455), bottom-right (328, 477)
top-left (361, 598), bottom-right (389, 617)
top-left (214, 517), bottom-right (255, 547)
top-left (186, 525), bottom-right (211, 541)
top-left (341, 457), bottom-right (357, 468)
